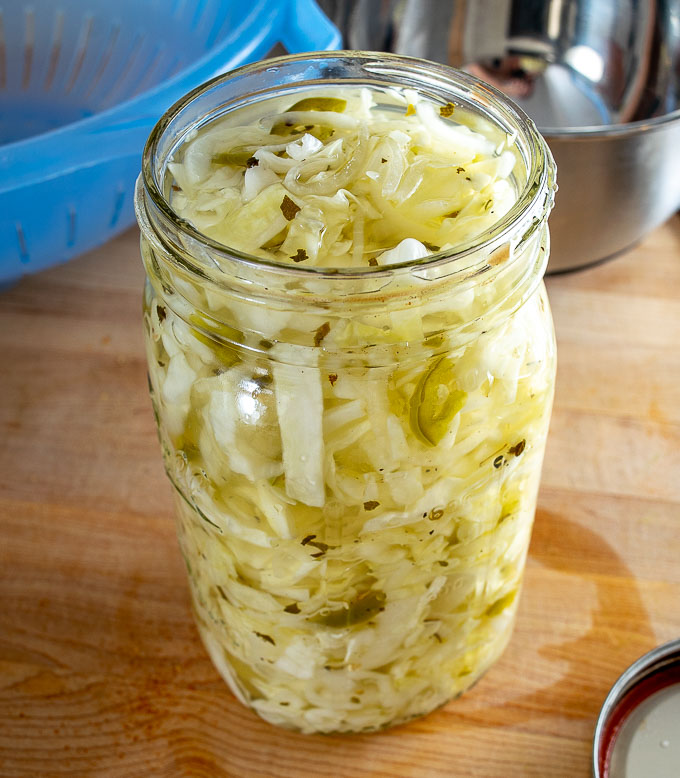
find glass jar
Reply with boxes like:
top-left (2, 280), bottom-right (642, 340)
top-left (135, 53), bottom-right (556, 735)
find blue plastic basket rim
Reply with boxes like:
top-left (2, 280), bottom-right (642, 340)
top-left (0, 0), bottom-right (319, 156)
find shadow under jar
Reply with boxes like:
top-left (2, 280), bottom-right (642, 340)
top-left (135, 53), bottom-right (557, 735)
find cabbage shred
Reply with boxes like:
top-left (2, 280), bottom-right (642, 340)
top-left (142, 86), bottom-right (556, 733)
top-left (168, 90), bottom-right (519, 266)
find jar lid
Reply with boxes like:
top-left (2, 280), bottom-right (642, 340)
top-left (593, 638), bottom-right (680, 777)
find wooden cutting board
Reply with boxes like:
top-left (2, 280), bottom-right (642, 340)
top-left (1, 219), bottom-right (679, 777)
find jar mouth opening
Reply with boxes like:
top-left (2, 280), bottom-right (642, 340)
top-left (140, 51), bottom-right (556, 281)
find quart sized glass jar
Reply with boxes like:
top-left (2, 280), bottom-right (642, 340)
top-left (135, 52), bottom-right (557, 735)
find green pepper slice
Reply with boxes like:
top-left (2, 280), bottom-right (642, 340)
top-left (485, 589), bottom-right (518, 617)
top-left (188, 312), bottom-right (241, 368)
top-left (270, 96), bottom-right (347, 139)
top-left (212, 146), bottom-right (258, 166)
top-left (287, 97), bottom-right (347, 113)
top-left (310, 589), bottom-right (386, 628)
top-left (410, 356), bottom-right (467, 446)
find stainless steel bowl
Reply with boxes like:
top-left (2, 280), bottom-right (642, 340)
top-left (319, 0), bottom-right (680, 271)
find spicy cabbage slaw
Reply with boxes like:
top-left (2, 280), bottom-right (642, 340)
top-left (141, 85), bottom-right (556, 733)
top-left (168, 88), bottom-right (519, 268)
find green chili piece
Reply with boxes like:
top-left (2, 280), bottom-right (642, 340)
top-left (410, 356), bottom-right (467, 446)
top-left (485, 589), bottom-right (518, 617)
top-left (188, 313), bottom-right (240, 367)
top-left (310, 589), bottom-right (386, 628)
top-left (287, 97), bottom-right (347, 113)
top-left (271, 97), bottom-right (346, 139)
top-left (212, 147), bottom-right (257, 166)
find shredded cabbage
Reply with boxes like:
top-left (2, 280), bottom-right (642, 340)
top-left (169, 89), bottom-right (518, 266)
top-left (142, 86), bottom-right (556, 734)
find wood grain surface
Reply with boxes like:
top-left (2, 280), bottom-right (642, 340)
top-left (1, 219), bottom-right (679, 777)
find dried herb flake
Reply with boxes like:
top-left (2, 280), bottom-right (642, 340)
top-left (313, 321), bottom-right (331, 346)
top-left (440, 102), bottom-right (455, 117)
top-left (283, 603), bottom-right (300, 614)
top-left (290, 248), bottom-right (308, 263)
top-left (363, 500), bottom-right (380, 511)
top-left (493, 455), bottom-right (505, 469)
top-left (368, 257), bottom-right (379, 266)
top-left (246, 156), bottom-right (259, 168)
top-left (280, 195), bottom-right (301, 221)
top-left (328, 373), bottom-right (338, 386)
top-left (301, 534), bottom-right (330, 556)
top-left (509, 439), bottom-right (526, 456)
top-left (252, 374), bottom-right (273, 391)
top-left (254, 631), bottom-right (276, 645)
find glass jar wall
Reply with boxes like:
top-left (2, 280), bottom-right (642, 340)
top-left (135, 53), bottom-right (557, 734)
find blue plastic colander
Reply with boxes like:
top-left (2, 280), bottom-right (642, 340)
top-left (0, 0), bottom-right (340, 284)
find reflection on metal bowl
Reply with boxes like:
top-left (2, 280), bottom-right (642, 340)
top-left (320, 0), bottom-right (680, 271)
top-left (537, 117), bottom-right (680, 272)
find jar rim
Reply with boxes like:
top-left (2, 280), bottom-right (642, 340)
top-left (138, 51), bottom-right (556, 282)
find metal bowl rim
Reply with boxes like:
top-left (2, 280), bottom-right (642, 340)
top-left (541, 107), bottom-right (680, 139)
